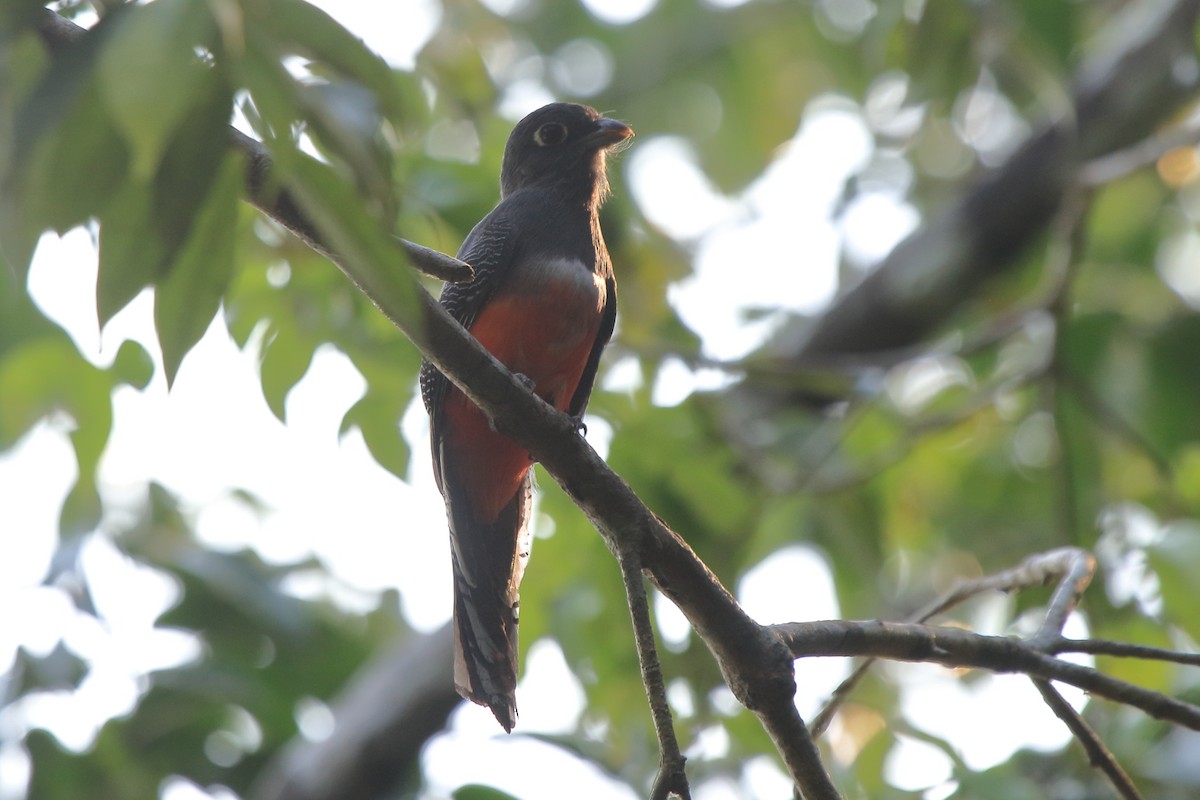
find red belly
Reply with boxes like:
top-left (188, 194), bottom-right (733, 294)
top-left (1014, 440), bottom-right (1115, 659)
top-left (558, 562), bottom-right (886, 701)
top-left (442, 288), bottom-right (602, 522)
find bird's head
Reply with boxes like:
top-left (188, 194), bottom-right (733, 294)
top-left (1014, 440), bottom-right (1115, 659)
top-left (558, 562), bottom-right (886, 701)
top-left (499, 103), bottom-right (633, 203)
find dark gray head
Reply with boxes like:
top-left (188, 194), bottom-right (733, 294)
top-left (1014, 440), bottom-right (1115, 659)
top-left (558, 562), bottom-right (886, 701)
top-left (499, 103), bottom-right (633, 203)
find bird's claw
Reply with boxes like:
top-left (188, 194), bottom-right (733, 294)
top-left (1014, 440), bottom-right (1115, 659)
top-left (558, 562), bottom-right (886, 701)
top-left (513, 372), bottom-right (537, 392)
top-left (570, 415), bottom-right (588, 436)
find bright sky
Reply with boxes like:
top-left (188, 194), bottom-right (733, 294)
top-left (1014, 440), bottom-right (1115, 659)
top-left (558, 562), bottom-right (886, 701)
top-left (1, 2), bottom-right (1090, 799)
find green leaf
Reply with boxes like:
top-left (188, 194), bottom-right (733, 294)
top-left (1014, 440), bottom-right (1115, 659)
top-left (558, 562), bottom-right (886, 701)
top-left (1014, 0), bottom-right (1077, 71)
top-left (4, 66), bottom-right (129, 277)
top-left (0, 0), bottom-right (43, 32)
top-left (1174, 445), bottom-right (1200, 509)
top-left (0, 258), bottom-right (59, 361)
top-left (97, 0), bottom-right (215, 180)
top-left (260, 0), bottom-right (409, 119)
top-left (283, 154), bottom-right (421, 322)
top-left (259, 325), bottom-right (315, 422)
top-left (1142, 314), bottom-right (1200, 460)
top-left (237, 35), bottom-right (306, 151)
top-left (341, 391), bottom-right (410, 478)
top-left (1146, 522), bottom-right (1200, 642)
top-left (96, 47), bottom-right (232, 327)
top-left (904, 0), bottom-right (975, 105)
top-left (154, 153), bottom-right (242, 386)
top-left (0, 336), bottom-right (112, 532)
top-left (111, 339), bottom-right (155, 390)
top-left (296, 80), bottom-right (397, 217)
top-left (0, 29), bottom-right (51, 275)
top-left (452, 784), bottom-right (523, 800)
top-left (97, 178), bottom-right (168, 323)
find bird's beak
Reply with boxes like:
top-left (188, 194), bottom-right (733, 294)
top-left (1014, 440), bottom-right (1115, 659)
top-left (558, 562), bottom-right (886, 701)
top-left (588, 117), bottom-right (634, 147)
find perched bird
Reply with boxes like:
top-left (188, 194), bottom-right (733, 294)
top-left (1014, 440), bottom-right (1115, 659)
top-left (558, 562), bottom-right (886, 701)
top-left (420, 103), bottom-right (632, 731)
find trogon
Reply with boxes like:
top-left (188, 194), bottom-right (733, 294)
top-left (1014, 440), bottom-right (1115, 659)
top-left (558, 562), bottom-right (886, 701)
top-left (420, 103), bottom-right (632, 731)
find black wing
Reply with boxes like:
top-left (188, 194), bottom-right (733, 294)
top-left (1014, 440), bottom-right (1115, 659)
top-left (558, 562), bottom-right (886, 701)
top-left (566, 274), bottom-right (616, 418)
top-left (419, 210), bottom-right (516, 468)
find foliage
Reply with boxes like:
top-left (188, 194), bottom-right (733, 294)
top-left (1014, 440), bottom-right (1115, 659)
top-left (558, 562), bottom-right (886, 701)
top-left (2, 0), bottom-right (1200, 798)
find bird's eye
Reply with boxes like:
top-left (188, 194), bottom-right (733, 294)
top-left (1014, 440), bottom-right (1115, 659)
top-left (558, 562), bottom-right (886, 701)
top-left (533, 122), bottom-right (568, 147)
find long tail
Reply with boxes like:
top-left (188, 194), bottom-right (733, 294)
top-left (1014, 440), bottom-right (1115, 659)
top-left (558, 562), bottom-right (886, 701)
top-left (447, 473), bottom-right (533, 732)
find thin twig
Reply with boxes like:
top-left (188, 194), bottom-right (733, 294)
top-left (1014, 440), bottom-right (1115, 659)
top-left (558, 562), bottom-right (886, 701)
top-left (1017, 546), bottom-right (1137, 799)
top-left (1054, 639), bottom-right (1200, 666)
top-left (778, 619), bottom-right (1200, 731)
top-left (1030, 549), bottom-right (1095, 649)
top-left (614, 548), bottom-right (689, 800)
top-left (1078, 110), bottom-right (1200, 187)
top-left (1032, 679), bottom-right (1143, 800)
top-left (811, 547), bottom-right (1093, 735)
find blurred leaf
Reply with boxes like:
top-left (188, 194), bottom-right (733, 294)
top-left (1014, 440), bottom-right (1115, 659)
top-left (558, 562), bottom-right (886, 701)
top-left (1013, 0), bottom-right (1078, 71)
top-left (96, 178), bottom-right (167, 322)
top-left (1146, 522), bottom-right (1200, 642)
top-left (0, 336), bottom-right (112, 531)
top-left (903, 0), bottom-right (975, 106)
top-left (452, 785), bottom-right (523, 800)
top-left (25, 728), bottom-right (159, 800)
top-left (283, 153), bottom-right (421, 322)
top-left (1094, 616), bottom-right (1176, 693)
top-left (257, 0), bottom-right (411, 121)
top-left (154, 153), bottom-right (242, 385)
top-left (238, 28), bottom-right (307, 152)
top-left (340, 390), bottom-right (410, 478)
top-left (110, 339), bottom-right (155, 390)
top-left (1087, 173), bottom-right (1164, 263)
top-left (163, 546), bottom-right (313, 640)
top-left (11, 642), bottom-right (88, 695)
top-left (0, 0), bottom-right (44, 32)
top-left (1142, 314), bottom-right (1200, 460)
top-left (97, 0), bottom-right (214, 180)
top-left (259, 324), bottom-right (316, 421)
top-left (5, 56), bottom-right (129, 276)
top-left (0, 29), bottom-right (51, 275)
top-left (0, 260), bottom-right (60, 360)
top-left (97, 63), bottom-right (232, 326)
top-left (1174, 445), bottom-right (1200, 509)
top-left (297, 79), bottom-right (396, 216)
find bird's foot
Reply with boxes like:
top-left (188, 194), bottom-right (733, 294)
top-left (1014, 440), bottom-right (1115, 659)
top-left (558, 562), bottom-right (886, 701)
top-left (569, 414), bottom-right (588, 436)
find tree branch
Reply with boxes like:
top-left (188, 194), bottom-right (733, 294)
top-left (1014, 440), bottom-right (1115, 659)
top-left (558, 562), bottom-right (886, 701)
top-left (777, 619), bottom-right (1200, 731)
top-left (615, 550), bottom-right (690, 800)
top-left (1018, 549), bottom-right (1136, 799)
top-left (811, 547), bottom-right (1094, 735)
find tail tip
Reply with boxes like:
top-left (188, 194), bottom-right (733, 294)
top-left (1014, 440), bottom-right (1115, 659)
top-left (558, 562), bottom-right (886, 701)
top-left (457, 681), bottom-right (518, 732)
top-left (490, 698), bottom-right (517, 733)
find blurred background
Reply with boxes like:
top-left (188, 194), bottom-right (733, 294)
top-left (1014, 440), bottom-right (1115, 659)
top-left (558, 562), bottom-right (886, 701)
top-left (3, 0), bottom-right (1200, 798)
